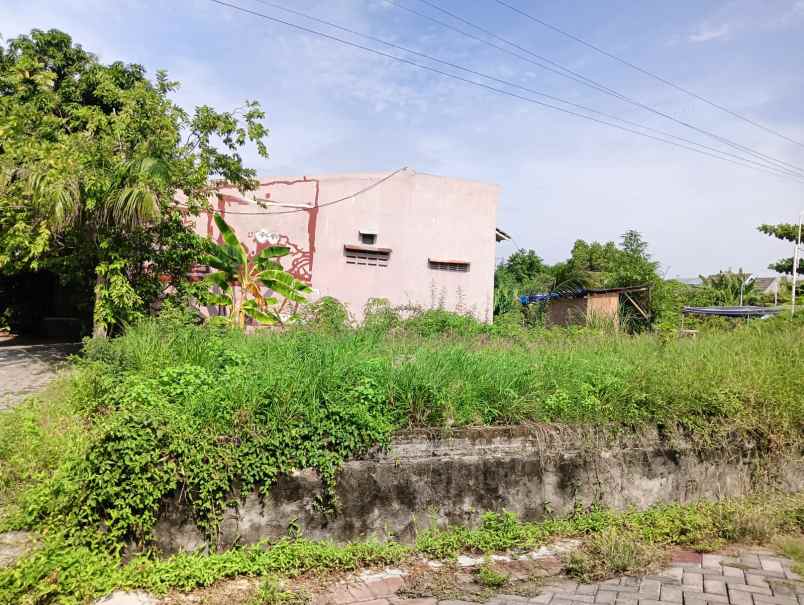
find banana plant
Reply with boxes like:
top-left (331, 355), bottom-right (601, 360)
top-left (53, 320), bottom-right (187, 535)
top-left (203, 214), bottom-right (311, 328)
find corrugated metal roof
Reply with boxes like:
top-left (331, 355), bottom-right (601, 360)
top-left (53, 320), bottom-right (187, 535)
top-left (682, 306), bottom-right (781, 317)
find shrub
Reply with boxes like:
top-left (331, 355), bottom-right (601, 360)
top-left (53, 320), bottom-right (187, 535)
top-left (250, 576), bottom-right (309, 605)
top-left (401, 308), bottom-right (490, 337)
top-left (17, 335), bottom-right (395, 546)
top-left (362, 298), bottom-right (401, 333)
top-left (298, 296), bottom-right (353, 333)
top-left (564, 527), bottom-right (664, 581)
top-left (476, 564), bottom-right (509, 588)
top-left (2, 313), bottom-right (803, 564)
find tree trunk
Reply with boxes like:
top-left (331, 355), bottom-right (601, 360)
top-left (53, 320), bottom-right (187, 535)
top-left (93, 273), bottom-right (108, 338)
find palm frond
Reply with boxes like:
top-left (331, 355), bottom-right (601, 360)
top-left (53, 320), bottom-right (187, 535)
top-left (25, 169), bottom-right (81, 230)
top-left (206, 292), bottom-right (232, 306)
top-left (242, 299), bottom-right (280, 325)
top-left (112, 186), bottom-right (161, 227)
top-left (138, 157), bottom-right (170, 181)
top-left (254, 245), bottom-right (290, 262)
top-left (212, 213), bottom-right (247, 266)
top-left (202, 270), bottom-right (231, 289)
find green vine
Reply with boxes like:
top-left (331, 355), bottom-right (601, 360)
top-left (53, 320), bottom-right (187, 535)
top-left (23, 348), bottom-right (393, 548)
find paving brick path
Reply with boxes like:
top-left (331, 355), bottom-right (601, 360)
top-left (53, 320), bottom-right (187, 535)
top-left (311, 549), bottom-right (802, 605)
top-left (0, 342), bottom-right (79, 409)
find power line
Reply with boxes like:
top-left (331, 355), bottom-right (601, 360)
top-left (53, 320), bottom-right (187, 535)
top-left (5, 169), bottom-right (410, 216)
top-left (204, 0), bottom-right (804, 182)
top-left (493, 0), bottom-right (804, 150)
top-left (407, 0), bottom-right (804, 176)
top-left (246, 0), bottom-right (803, 179)
top-left (190, 167), bottom-right (409, 215)
top-left (397, 0), bottom-right (630, 101)
top-left (387, 0), bottom-right (804, 178)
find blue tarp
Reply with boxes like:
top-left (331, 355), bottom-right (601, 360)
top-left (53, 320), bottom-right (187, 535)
top-left (682, 306), bottom-right (781, 318)
top-left (519, 293), bottom-right (558, 305)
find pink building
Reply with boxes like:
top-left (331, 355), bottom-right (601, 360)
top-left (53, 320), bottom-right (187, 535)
top-left (196, 168), bottom-right (507, 321)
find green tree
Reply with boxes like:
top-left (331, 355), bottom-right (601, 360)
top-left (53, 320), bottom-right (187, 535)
top-left (699, 270), bottom-right (758, 306)
top-left (565, 239), bottom-right (622, 287)
top-left (0, 29), bottom-right (269, 335)
top-left (549, 259), bottom-right (594, 290)
top-left (758, 223), bottom-right (803, 276)
top-left (499, 249), bottom-right (546, 284)
top-left (608, 230), bottom-right (659, 287)
top-left (569, 239), bottom-right (620, 274)
top-left (561, 232), bottom-right (658, 290)
top-left (493, 248), bottom-right (554, 316)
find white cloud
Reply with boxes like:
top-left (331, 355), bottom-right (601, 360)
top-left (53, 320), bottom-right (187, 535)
top-left (688, 23), bottom-right (730, 43)
top-left (683, 0), bottom-right (804, 43)
top-left (769, 0), bottom-right (804, 29)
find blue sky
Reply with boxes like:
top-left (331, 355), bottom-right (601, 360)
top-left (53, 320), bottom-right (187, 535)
top-left (3, 0), bottom-right (803, 277)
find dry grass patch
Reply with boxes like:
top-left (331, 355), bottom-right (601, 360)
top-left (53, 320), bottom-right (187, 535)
top-left (564, 528), bottom-right (666, 582)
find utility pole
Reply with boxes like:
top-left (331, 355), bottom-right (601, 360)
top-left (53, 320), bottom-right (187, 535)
top-left (792, 211), bottom-right (803, 317)
top-left (739, 274), bottom-right (755, 307)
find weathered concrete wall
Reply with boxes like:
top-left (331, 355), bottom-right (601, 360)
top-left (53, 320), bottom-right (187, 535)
top-left (154, 427), bottom-right (804, 553)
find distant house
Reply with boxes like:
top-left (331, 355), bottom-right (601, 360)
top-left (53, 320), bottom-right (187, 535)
top-left (195, 169), bottom-right (507, 321)
top-left (676, 274), bottom-right (787, 304)
top-left (753, 276), bottom-right (785, 297)
top-left (753, 276), bottom-right (788, 304)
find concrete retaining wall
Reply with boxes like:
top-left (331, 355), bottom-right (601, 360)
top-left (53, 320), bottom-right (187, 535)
top-left (153, 427), bottom-right (804, 553)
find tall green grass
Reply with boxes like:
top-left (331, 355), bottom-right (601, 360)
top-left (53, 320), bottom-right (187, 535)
top-left (0, 311), bottom-right (801, 563)
top-left (80, 313), bottom-right (804, 433)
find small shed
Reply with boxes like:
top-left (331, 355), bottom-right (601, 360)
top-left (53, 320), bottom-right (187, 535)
top-left (522, 285), bottom-right (651, 328)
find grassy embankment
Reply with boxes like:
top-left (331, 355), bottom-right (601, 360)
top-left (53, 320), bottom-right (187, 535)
top-left (0, 310), bottom-right (802, 603)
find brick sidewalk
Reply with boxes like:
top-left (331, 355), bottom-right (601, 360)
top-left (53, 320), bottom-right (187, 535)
top-left (311, 549), bottom-right (802, 605)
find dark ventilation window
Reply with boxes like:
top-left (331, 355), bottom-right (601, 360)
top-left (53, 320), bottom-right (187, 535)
top-left (359, 232), bottom-right (377, 245)
top-left (344, 244), bottom-right (390, 267)
top-left (429, 259), bottom-right (470, 272)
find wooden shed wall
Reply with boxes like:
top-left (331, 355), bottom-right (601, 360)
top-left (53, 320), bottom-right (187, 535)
top-left (546, 297), bottom-right (588, 326)
top-left (587, 292), bottom-right (620, 327)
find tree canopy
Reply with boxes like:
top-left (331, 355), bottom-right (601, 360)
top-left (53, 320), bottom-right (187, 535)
top-left (497, 230), bottom-right (658, 294)
top-left (758, 223), bottom-right (803, 275)
top-left (0, 29), bottom-right (269, 334)
top-left (494, 230), bottom-right (662, 322)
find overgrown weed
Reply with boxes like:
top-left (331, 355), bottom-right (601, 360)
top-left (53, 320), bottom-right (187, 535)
top-left (1, 311), bottom-right (803, 603)
top-left (564, 527), bottom-right (664, 582)
top-left (2, 315), bottom-right (803, 547)
top-left (775, 536), bottom-right (804, 575)
top-left (248, 575), bottom-right (310, 605)
top-left (476, 563), bottom-right (509, 588)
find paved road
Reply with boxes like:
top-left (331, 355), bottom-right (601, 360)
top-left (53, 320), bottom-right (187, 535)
top-left (0, 342), bottom-right (80, 409)
top-left (310, 548), bottom-right (802, 605)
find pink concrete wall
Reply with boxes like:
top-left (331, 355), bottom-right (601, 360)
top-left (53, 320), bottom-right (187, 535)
top-left (195, 169), bottom-right (500, 321)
